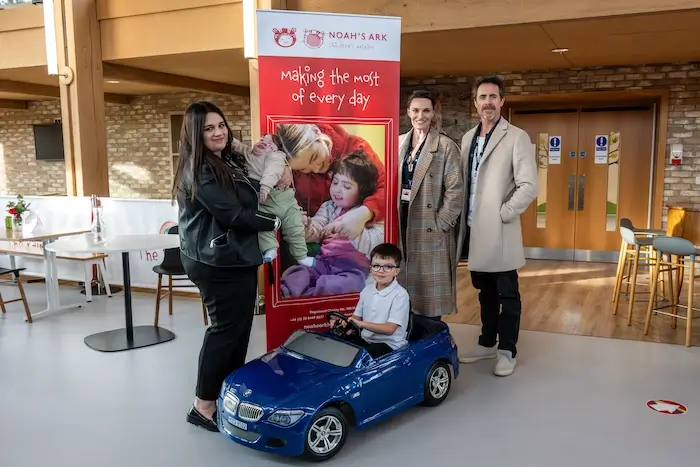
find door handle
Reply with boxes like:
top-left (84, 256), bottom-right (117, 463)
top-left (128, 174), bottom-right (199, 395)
top-left (577, 174), bottom-right (585, 211)
top-left (568, 174), bottom-right (575, 211)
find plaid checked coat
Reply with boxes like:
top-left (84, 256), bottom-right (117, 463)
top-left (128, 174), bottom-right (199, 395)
top-left (397, 128), bottom-right (464, 318)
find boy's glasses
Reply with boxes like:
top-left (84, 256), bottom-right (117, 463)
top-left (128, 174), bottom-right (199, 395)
top-left (370, 264), bottom-right (398, 272)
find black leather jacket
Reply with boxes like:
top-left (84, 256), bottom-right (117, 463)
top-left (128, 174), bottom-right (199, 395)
top-left (177, 159), bottom-right (277, 268)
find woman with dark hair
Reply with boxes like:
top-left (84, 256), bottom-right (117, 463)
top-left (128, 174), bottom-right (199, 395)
top-left (397, 89), bottom-right (463, 320)
top-left (172, 101), bottom-right (280, 431)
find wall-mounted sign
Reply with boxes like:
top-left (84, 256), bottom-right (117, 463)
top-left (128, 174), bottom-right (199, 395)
top-left (595, 135), bottom-right (608, 164)
top-left (548, 136), bottom-right (561, 164)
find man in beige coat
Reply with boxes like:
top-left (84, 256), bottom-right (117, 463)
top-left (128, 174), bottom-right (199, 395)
top-left (455, 75), bottom-right (538, 376)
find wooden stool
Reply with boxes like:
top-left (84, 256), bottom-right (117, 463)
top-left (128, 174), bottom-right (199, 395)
top-left (644, 236), bottom-right (698, 347)
top-left (613, 226), bottom-right (671, 325)
top-left (0, 267), bottom-right (32, 323)
top-left (611, 218), bottom-right (665, 302)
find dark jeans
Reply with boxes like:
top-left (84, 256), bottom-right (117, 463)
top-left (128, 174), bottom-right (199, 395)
top-left (342, 333), bottom-right (392, 359)
top-left (470, 270), bottom-right (522, 357)
top-left (181, 253), bottom-right (258, 401)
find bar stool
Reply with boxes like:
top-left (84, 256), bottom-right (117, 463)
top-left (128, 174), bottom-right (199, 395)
top-left (612, 226), bottom-right (670, 325)
top-left (611, 218), bottom-right (665, 302)
top-left (644, 236), bottom-right (697, 347)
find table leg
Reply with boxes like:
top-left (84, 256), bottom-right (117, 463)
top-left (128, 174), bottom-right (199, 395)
top-left (83, 252), bottom-right (176, 352)
top-left (28, 239), bottom-right (83, 321)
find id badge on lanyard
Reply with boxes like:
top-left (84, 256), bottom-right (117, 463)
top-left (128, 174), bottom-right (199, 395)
top-left (402, 136), bottom-right (425, 202)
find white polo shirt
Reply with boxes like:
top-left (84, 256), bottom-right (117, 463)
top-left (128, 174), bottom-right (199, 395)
top-left (354, 279), bottom-right (410, 350)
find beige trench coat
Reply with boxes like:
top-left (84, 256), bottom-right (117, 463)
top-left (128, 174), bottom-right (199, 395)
top-left (397, 128), bottom-right (464, 317)
top-left (455, 118), bottom-right (539, 273)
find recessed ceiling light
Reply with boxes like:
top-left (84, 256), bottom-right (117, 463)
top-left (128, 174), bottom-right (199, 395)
top-left (105, 80), bottom-right (120, 84)
top-left (552, 48), bottom-right (569, 53)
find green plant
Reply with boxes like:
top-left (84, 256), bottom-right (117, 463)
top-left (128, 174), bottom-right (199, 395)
top-left (6, 195), bottom-right (31, 218)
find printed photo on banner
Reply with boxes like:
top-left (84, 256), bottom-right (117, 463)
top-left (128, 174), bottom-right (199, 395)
top-left (270, 122), bottom-right (387, 299)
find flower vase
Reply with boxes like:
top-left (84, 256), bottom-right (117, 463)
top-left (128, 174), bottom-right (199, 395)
top-left (12, 215), bottom-right (23, 232)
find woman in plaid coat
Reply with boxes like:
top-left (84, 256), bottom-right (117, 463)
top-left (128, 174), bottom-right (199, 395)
top-left (397, 90), bottom-right (464, 318)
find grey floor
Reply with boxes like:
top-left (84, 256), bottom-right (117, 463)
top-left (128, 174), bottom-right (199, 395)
top-left (1, 281), bottom-right (699, 467)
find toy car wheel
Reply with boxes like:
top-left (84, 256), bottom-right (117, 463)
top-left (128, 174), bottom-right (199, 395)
top-left (421, 361), bottom-right (451, 407)
top-left (303, 406), bottom-right (348, 462)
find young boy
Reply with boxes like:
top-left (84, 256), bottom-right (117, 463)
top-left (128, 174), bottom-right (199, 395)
top-left (232, 134), bottom-right (315, 267)
top-left (332, 243), bottom-right (410, 358)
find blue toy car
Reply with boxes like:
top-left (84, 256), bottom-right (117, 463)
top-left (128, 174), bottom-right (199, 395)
top-left (216, 311), bottom-right (459, 461)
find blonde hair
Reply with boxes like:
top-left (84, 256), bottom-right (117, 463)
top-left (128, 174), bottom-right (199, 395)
top-left (276, 123), bottom-right (333, 161)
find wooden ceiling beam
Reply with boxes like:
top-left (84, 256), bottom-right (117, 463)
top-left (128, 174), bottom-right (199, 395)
top-left (0, 79), bottom-right (59, 98)
top-left (102, 62), bottom-right (250, 97)
top-left (104, 93), bottom-right (131, 105)
top-left (0, 99), bottom-right (28, 110)
top-left (0, 80), bottom-right (130, 105)
top-left (287, 0), bottom-right (699, 34)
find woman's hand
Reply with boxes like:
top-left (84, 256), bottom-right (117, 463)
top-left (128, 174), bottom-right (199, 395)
top-left (301, 210), bottom-right (309, 227)
top-left (323, 206), bottom-right (372, 239)
top-left (276, 165), bottom-right (293, 190)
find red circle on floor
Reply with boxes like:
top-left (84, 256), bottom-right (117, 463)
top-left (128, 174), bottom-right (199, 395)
top-left (646, 400), bottom-right (687, 415)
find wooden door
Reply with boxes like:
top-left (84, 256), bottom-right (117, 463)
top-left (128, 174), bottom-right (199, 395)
top-left (512, 110), bottom-right (580, 256)
top-left (574, 107), bottom-right (655, 259)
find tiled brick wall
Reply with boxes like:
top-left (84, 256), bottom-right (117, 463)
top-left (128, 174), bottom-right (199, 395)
top-left (0, 101), bottom-right (65, 195)
top-left (107, 92), bottom-right (251, 198)
top-left (0, 92), bottom-right (250, 199)
top-left (400, 62), bottom-right (700, 212)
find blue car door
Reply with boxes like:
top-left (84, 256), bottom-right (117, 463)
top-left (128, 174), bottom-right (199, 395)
top-left (354, 349), bottom-right (414, 423)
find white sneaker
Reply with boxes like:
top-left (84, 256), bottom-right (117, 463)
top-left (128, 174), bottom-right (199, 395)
top-left (459, 344), bottom-right (497, 363)
top-left (494, 350), bottom-right (516, 376)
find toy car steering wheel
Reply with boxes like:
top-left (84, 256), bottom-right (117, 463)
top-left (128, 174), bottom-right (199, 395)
top-left (326, 311), bottom-right (361, 338)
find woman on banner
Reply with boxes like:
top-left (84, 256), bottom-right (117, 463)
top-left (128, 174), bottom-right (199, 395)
top-left (276, 123), bottom-right (387, 240)
top-left (397, 89), bottom-right (463, 319)
top-left (172, 101), bottom-right (280, 432)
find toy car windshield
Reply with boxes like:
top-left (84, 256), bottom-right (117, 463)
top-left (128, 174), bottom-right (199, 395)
top-left (281, 330), bottom-right (360, 367)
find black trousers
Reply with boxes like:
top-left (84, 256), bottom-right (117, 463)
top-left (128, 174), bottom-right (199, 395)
top-left (181, 253), bottom-right (258, 401)
top-left (342, 334), bottom-right (392, 359)
top-left (470, 270), bottom-right (521, 357)
top-left (463, 226), bottom-right (522, 357)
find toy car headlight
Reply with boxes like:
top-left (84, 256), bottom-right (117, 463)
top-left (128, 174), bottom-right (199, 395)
top-left (268, 410), bottom-right (304, 426)
top-left (223, 393), bottom-right (239, 414)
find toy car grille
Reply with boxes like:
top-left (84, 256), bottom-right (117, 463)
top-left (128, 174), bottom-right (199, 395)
top-left (237, 402), bottom-right (263, 422)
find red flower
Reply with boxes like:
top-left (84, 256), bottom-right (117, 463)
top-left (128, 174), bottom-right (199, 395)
top-left (8, 208), bottom-right (17, 215)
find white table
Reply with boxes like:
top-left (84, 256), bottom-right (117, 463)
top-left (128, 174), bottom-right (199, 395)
top-left (0, 228), bottom-right (90, 320)
top-left (46, 233), bottom-right (181, 352)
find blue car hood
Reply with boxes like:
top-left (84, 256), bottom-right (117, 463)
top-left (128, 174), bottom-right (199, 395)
top-left (224, 349), bottom-right (349, 408)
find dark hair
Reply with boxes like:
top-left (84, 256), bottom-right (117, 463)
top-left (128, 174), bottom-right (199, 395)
top-left (329, 149), bottom-right (379, 203)
top-left (472, 74), bottom-right (505, 99)
top-left (370, 243), bottom-right (402, 267)
top-left (171, 101), bottom-right (242, 200)
top-left (405, 89), bottom-right (437, 110)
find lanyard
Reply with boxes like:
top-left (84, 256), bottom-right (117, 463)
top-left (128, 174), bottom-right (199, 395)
top-left (406, 134), bottom-right (426, 173)
top-left (469, 118), bottom-right (500, 175)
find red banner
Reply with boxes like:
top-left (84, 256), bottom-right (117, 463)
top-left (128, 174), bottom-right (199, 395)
top-left (256, 10), bottom-right (402, 349)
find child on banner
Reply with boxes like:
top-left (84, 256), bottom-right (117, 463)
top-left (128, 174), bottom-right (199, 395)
top-left (279, 150), bottom-right (385, 298)
top-left (303, 149), bottom-right (385, 258)
top-left (232, 134), bottom-right (315, 268)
